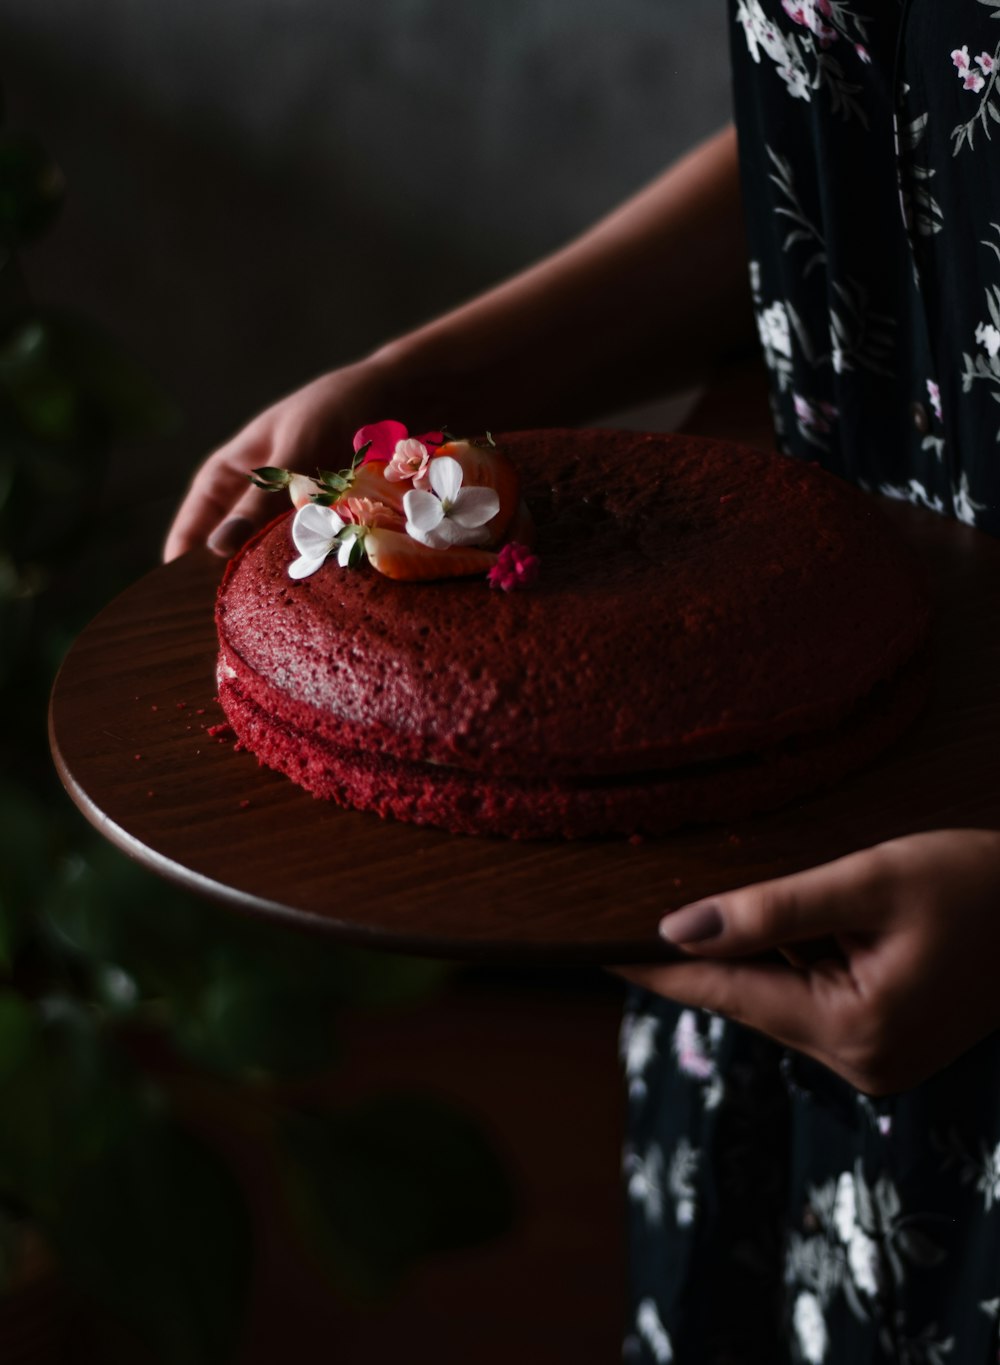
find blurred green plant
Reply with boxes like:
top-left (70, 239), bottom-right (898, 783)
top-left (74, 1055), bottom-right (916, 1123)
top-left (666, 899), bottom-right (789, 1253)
top-left (0, 84), bottom-right (513, 1364)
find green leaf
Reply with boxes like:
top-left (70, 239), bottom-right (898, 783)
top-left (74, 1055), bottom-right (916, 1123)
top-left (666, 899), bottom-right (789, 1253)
top-left (280, 1094), bottom-right (515, 1294)
top-left (54, 1118), bottom-right (252, 1365)
top-left (248, 466), bottom-right (290, 491)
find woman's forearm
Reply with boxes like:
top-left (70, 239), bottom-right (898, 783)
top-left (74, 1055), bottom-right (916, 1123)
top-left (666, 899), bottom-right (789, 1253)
top-left (371, 124), bottom-right (754, 431)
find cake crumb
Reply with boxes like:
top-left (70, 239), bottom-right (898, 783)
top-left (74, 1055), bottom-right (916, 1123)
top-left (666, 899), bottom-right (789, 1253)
top-left (147, 790), bottom-right (155, 798)
top-left (176, 701), bottom-right (187, 710)
top-left (727, 833), bottom-right (742, 846)
top-left (628, 833), bottom-right (644, 846)
top-left (150, 704), bottom-right (158, 712)
top-left (239, 799), bottom-right (251, 809)
top-left (207, 722), bottom-right (234, 739)
top-left (672, 877), bottom-right (683, 888)
top-left (133, 753), bottom-right (142, 761)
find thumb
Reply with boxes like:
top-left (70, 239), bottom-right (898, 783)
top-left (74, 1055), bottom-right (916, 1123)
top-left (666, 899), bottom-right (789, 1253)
top-left (658, 845), bottom-right (890, 958)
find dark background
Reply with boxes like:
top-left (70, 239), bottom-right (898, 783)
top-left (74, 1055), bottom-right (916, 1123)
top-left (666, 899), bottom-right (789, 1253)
top-left (1, 0), bottom-right (732, 552)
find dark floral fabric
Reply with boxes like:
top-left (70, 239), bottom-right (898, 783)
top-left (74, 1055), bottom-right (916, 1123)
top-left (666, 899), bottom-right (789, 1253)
top-left (624, 4), bottom-right (1000, 1361)
top-left (734, 0), bottom-right (1000, 534)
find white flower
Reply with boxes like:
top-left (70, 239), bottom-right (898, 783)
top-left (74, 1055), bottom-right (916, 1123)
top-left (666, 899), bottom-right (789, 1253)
top-left (623, 1143), bottom-right (665, 1225)
top-left (288, 503), bottom-right (362, 579)
top-left (847, 1227), bottom-right (880, 1296)
top-left (757, 301), bottom-right (793, 359)
top-left (975, 321), bottom-right (1000, 357)
top-left (793, 1292), bottom-right (827, 1363)
top-left (403, 455), bottom-right (499, 549)
top-left (620, 1012), bottom-right (660, 1101)
top-left (636, 1299), bottom-right (674, 1364)
top-left (926, 378), bottom-right (942, 421)
top-left (953, 471), bottom-right (987, 528)
top-left (780, 60), bottom-right (813, 100)
top-left (833, 1171), bottom-right (856, 1243)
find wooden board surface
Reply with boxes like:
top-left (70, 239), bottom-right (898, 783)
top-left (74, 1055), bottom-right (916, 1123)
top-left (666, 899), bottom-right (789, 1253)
top-left (49, 501), bottom-right (1000, 963)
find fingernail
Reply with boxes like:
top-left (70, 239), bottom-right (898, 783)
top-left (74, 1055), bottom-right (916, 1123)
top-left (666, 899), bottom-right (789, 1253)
top-left (207, 517), bottom-right (254, 557)
top-left (659, 900), bottom-right (724, 945)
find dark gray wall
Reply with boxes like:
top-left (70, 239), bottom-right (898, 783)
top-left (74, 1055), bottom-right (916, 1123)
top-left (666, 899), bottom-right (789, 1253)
top-left (1, 1), bottom-right (731, 538)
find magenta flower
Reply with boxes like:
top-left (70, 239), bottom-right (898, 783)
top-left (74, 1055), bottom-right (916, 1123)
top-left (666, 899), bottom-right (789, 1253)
top-left (353, 420), bottom-right (444, 465)
top-left (487, 542), bottom-right (541, 592)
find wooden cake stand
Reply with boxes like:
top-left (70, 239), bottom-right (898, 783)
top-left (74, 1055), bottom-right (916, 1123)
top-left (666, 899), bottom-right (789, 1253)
top-left (48, 492), bottom-right (1000, 964)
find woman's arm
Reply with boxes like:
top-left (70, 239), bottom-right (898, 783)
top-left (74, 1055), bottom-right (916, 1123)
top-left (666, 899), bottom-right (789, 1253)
top-left (164, 124), bottom-right (753, 560)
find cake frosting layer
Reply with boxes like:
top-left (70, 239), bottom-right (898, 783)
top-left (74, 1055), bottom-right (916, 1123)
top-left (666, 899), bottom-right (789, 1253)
top-left (217, 429), bottom-right (929, 807)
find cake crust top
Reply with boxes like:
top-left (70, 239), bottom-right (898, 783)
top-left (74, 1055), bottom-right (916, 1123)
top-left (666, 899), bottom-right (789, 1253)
top-left (216, 428), bottom-right (929, 777)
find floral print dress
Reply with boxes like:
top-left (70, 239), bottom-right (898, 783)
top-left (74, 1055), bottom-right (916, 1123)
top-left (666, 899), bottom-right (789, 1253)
top-left (624, 3), bottom-right (1000, 1361)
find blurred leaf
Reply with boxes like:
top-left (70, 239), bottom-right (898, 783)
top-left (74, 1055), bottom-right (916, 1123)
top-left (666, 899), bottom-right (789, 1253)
top-left (0, 312), bottom-right (176, 446)
top-left (42, 841), bottom-right (212, 1000)
top-left (0, 993), bottom-right (143, 1216)
top-left (0, 777), bottom-right (51, 952)
top-left (54, 1118), bottom-right (252, 1365)
top-left (0, 133), bottom-right (64, 249)
top-left (170, 964), bottom-right (341, 1080)
top-left (0, 991), bottom-right (35, 1079)
top-left (281, 1094), bottom-right (515, 1294)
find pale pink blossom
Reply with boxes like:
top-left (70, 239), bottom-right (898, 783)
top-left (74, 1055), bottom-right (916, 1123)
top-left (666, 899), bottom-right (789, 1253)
top-left (339, 496), bottom-right (399, 529)
top-left (926, 379), bottom-right (942, 422)
top-left (855, 43), bottom-right (871, 64)
top-left (793, 392), bottom-right (837, 433)
top-left (384, 437), bottom-right (433, 486)
top-left (781, 0), bottom-right (836, 48)
top-left (674, 1010), bottom-right (715, 1081)
top-left (953, 46), bottom-right (986, 91)
top-left (977, 51), bottom-right (995, 75)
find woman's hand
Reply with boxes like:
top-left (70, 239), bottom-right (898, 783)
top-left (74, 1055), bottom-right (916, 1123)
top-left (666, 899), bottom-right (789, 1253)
top-left (163, 358), bottom-right (395, 562)
top-left (618, 829), bottom-right (1000, 1096)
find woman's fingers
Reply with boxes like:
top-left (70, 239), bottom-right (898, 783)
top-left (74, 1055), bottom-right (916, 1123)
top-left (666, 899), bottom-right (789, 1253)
top-left (163, 433), bottom-right (273, 562)
top-left (657, 843), bottom-right (893, 958)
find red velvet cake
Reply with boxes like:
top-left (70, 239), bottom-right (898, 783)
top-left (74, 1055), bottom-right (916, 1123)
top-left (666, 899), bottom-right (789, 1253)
top-left (215, 428), bottom-right (930, 839)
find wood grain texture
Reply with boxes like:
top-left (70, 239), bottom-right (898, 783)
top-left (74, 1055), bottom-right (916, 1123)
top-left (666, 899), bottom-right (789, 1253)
top-left (49, 497), bottom-right (1000, 964)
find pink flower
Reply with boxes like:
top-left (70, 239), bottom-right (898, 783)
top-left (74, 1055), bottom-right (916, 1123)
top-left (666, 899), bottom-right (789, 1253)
top-left (781, 0), bottom-right (836, 47)
top-left (339, 496), bottom-right (399, 530)
top-left (353, 420), bottom-right (444, 465)
top-left (926, 379), bottom-right (942, 422)
top-left (793, 392), bottom-right (836, 433)
top-left (977, 51), bottom-right (995, 75)
top-left (384, 437), bottom-right (433, 486)
top-left (953, 45), bottom-right (987, 90)
top-left (487, 541), bottom-right (541, 592)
